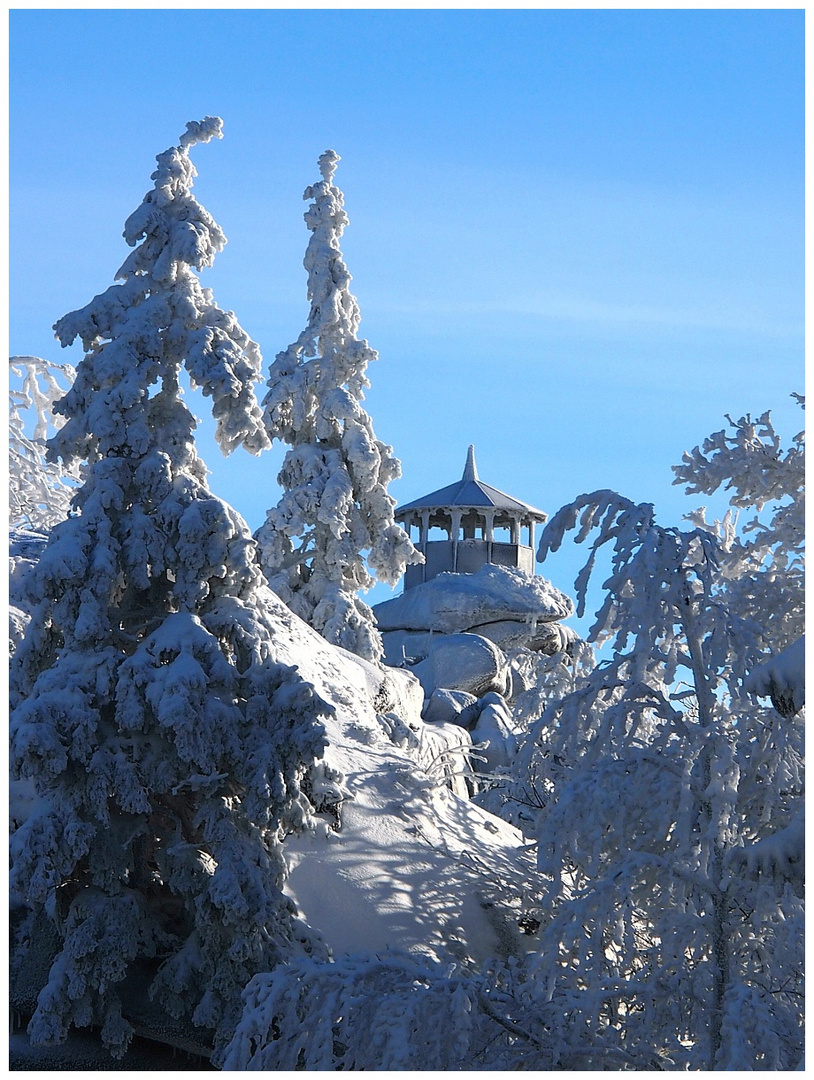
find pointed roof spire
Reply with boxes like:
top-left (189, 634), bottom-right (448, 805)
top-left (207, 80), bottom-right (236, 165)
top-left (396, 446), bottom-right (547, 521)
top-left (462, 444), bottom-right (479, 482)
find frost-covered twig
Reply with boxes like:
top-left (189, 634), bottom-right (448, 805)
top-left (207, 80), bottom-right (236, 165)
top-left (9, 356), bottom-right (81, 531)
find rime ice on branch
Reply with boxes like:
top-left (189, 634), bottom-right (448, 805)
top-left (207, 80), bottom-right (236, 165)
top-left (672, 400), bottom-right (805, 651)
top-left (257, 150), bottom-right (421, 662)
top-left (10, 119), bottom-right (331, 1062)
top-left (500, 403), bottom-right (805, 1069)
top-left (9, 355), bottom-right (81, 533)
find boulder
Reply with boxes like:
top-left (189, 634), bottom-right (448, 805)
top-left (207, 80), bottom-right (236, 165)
top-left (412, 633), bottom-right (508, 699)
top-left (469, 693), bottom-right (518, 773)
top-left (379, 629), bottom-right (438, 667)
top-left (422, 688), bottom-right (478, 726)
top-left (415, 721), bottom-right (474, 799)
top-left (335, 645), bottom-right (425, 725)
top-left (471, 619), bottom-right (576, 655)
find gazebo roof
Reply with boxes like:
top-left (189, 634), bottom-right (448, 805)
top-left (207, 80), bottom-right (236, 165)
top-left (395, 446), bottom-right (547, 521)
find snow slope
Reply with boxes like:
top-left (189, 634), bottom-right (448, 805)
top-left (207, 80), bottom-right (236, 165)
top-left (259, 583), bottom-right (541, 967)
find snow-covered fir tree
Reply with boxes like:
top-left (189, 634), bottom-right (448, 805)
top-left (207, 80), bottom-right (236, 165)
top-left (256, 150), bottom-right (421, 661)
top-left (9, 355), bottom-right (81, 533)
top-left (493, 402), bottom-right (804, 1069)
top-left (9, 118), bottom-right (334, 1063)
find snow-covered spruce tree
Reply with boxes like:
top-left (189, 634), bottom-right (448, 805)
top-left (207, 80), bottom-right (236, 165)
top-left (9, 355), bottom-right (80, 533)
top-left (256, 150), bottom-right (421, 661)
top-left (9, 118), bottom-right (332, 1061)
top-left (501, 406), bottom-right (804, 1069)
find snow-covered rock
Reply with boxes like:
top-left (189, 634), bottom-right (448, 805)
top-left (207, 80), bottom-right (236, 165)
top-left (472, 617), bottom-right (577, 655)
top-left (333, 644), bottom-right (425, 723)
top-left (381, 618), bottom-right (577, 668)
top-left (421, 687), bottom-right (521, 784)
top-left (745, 635), bottom-right (805, 718)
top-left (375, 566), bottom-right (575, 681)
top-left (411, 632), bottom-right (508, 698)
top-left (379, 628), bottom-right (440, 667)
top-left (373, 564), bottom-right (573, 634)
top-left (422, 688), bottom-right (478, 725)
top-left (469, 693), bottom-right (518, 773)
top-left (414, 721), bottom-right (474, 799)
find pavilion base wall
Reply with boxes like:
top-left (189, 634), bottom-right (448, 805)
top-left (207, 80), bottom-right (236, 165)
top-left (404, 540), bottom-right (535, 590)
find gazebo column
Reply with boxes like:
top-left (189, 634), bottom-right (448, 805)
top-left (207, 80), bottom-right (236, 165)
top-left (450, 508), bottom-right (463, 572)
top-left (510, 515), bottom-right (521, 545)
top-left (483, 509), bottom-right (496, 542)
top-left (420, 510), bottom-right (430, 583)
top-left (483, 509), bottom-right (496, 567)
top-left (419, 510), bottom-right (430, 548)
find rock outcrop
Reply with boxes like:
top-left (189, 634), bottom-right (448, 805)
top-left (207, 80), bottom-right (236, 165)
top-left (373, 565), bottom-right (576, 704)
top-left (374, 564), bottom-right (573, 639)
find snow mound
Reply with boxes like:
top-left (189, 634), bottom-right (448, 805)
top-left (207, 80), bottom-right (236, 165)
top-left (373, 564), bottom-right (574, 634)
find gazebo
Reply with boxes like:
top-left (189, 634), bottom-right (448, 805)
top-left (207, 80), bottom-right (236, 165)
top-left (395, 446), bottom-right (547, 590)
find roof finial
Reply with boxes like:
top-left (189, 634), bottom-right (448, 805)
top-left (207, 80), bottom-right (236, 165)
top-left (463, 444), bottom-right (479, 482)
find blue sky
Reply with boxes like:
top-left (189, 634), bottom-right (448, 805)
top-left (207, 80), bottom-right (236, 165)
top-left (9, 8), bottom-right (804, 617)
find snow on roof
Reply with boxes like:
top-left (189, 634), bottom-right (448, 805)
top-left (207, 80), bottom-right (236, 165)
top-left (396, 445), bottom-right (546, 521)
